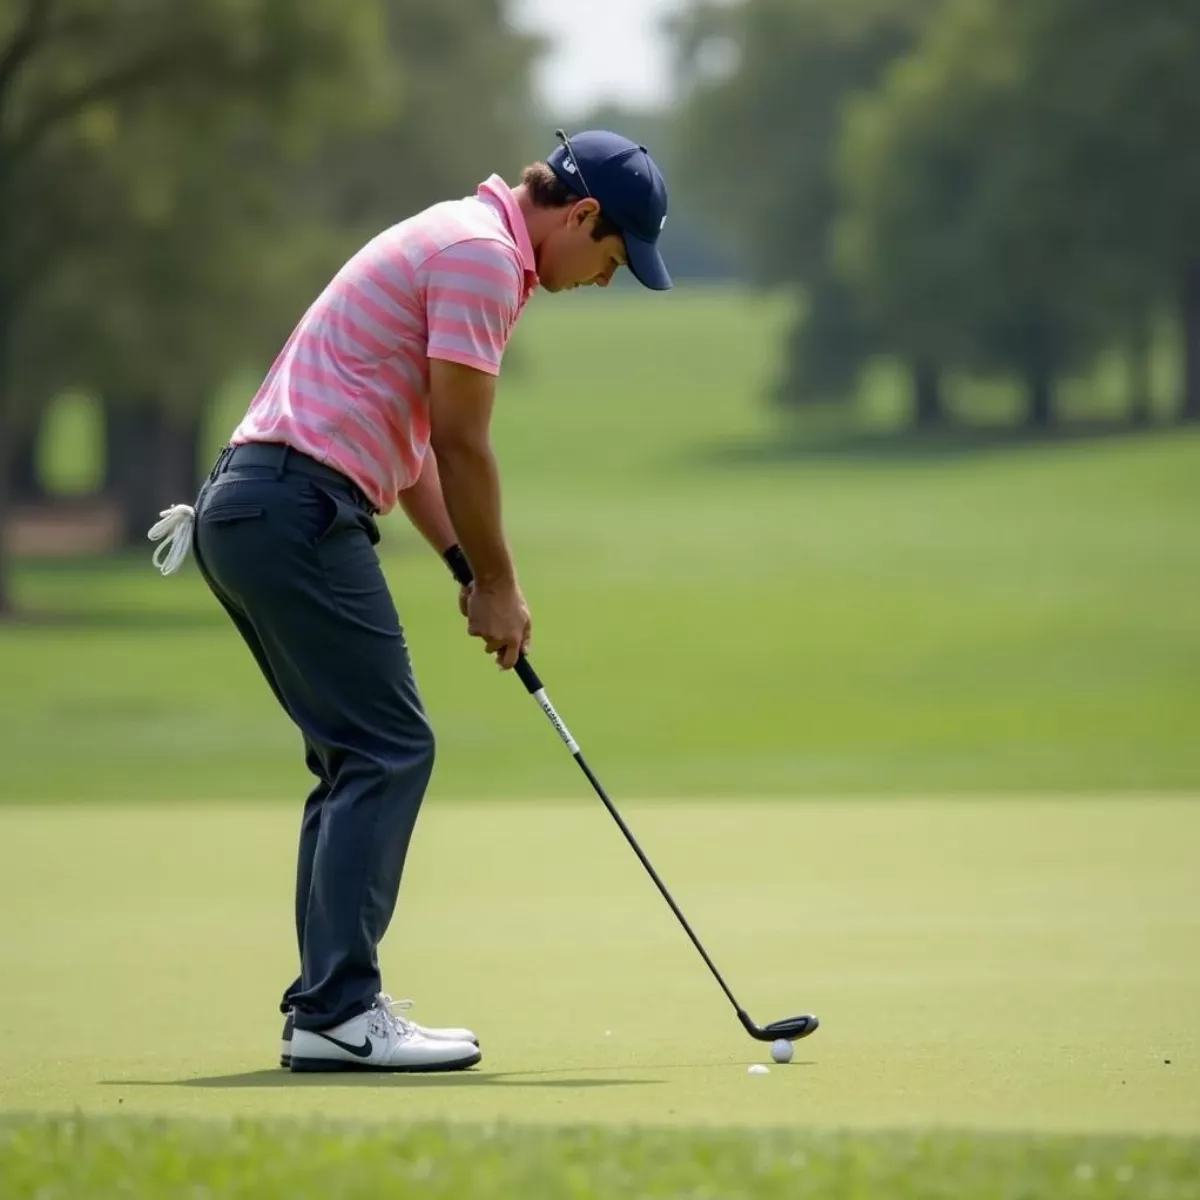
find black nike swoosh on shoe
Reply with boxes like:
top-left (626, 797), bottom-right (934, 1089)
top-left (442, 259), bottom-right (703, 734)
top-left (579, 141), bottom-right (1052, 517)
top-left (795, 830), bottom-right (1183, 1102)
top-left (316, 1032), bottom-right (374, 1058)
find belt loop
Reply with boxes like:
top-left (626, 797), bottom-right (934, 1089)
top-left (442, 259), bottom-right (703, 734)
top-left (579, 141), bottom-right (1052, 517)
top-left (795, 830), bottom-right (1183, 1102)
top-left (275, 443), bottom-right (290, 480)
top-left (210, 446), bottom-right (231, 481)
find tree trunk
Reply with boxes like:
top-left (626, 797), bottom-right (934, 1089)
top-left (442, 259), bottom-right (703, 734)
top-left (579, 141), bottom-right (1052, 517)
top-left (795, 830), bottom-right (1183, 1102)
top-left (0, 424), bottom-right (11, 614)
top-left (0, 266), bottom-right (14, 615)
top-left (1026, 367), bottom-right (1054, 429)
top-left (1021, 315), bottom-right (1056, 430)
top-left (10, 413), bottom-right (46, 503)
top-left (0, 354), bottom-right (14, 616)
top-left (0, 166), bottom-right (13, 615)
top-left (0, 409), bottom-right (13, 617)
top-left (910, 359), bottom-right (946, 429)
top-left (1128, 316), bottom-right (1153, 428)
top-left (103, 399), bottom-right (140, 498)
top-left (1182, 259), bottom-right (1200, 422)
top-left (104, 397), bottom-right (205, 546)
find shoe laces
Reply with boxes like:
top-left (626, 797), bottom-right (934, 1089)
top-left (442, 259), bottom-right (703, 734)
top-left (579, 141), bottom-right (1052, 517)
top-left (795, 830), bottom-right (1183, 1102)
top-left (373, 993), bottom-right (417, 1040)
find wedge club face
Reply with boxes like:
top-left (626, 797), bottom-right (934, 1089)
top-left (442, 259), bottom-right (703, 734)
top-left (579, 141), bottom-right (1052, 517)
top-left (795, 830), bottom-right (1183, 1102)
top-left (739, 1010), bottom-right (820, 1042)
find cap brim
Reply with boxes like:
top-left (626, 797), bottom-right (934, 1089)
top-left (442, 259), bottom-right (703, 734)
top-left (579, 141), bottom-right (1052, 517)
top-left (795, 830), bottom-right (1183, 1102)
top-left (624, 232), bottom-right (672, 291)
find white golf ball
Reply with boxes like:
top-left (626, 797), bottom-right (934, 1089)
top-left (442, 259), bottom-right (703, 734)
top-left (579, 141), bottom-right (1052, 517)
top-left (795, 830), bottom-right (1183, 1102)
top-left (770, 1038), bottom-right (794, 1064)
top-left (747, 1063), bottom-right (770, 1075)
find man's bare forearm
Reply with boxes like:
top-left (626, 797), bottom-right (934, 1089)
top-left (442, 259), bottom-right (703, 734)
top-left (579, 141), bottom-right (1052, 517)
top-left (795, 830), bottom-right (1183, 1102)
top-left (432, 438), bottom-right (515, 587)
top-left (427, 357), bottom-right (516, 589)
top-left (397, 450), bottom-right (458, 554)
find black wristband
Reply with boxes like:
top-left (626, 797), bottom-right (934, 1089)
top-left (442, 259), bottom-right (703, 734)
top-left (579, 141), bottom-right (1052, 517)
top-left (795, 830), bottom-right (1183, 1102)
top-left (443, 544), bottom-right (473, 586)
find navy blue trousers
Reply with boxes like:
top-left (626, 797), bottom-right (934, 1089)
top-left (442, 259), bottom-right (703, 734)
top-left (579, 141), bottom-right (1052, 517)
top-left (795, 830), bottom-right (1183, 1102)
top-left (192, 442), bottom-right (435, 1032)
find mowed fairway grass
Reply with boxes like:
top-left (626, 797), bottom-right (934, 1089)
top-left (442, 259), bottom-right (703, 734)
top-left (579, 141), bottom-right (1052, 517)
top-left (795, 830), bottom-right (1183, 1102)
top-left (2, 288), bottom-right (1199, 1195)
top-left (0, 799), bottom-right (1198, 1196)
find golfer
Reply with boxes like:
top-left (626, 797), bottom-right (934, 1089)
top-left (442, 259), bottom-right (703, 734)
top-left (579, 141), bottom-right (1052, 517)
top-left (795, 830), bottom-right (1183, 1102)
top-left (148, 130), bottom-right (671, 1072)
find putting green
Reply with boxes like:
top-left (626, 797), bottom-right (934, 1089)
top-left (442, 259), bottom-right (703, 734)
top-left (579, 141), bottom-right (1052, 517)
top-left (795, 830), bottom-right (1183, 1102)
top-left (0, 798), bottom-right (1196, 1133)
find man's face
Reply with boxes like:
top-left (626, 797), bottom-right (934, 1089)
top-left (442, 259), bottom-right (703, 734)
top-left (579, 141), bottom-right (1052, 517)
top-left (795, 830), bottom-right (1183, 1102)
top-left (537, 199), bottom-right (628, 293)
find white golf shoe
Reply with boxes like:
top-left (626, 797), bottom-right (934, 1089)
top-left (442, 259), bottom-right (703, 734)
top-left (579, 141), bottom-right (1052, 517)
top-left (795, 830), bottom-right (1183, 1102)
top-left (281, 995), bottom-right (479, 1067)
top-left (288, 993), bottom-right (481, 1073)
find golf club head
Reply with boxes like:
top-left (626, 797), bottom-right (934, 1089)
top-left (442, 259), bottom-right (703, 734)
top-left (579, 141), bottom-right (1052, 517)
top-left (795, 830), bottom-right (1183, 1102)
top-left (739, 1010), bottom-right (820, 1042)
top-left (764, 1015), bottom-right (819, 1041)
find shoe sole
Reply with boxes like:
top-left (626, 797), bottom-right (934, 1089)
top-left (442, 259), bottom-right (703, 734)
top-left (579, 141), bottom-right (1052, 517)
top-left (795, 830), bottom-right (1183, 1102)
top-left (281, 1038), bottom-right (480, 1069)
top-left (289, 1048), bottom-right (482, 1073)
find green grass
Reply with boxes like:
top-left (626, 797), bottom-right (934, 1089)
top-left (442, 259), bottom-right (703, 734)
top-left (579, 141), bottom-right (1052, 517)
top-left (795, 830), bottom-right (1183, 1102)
top-left (1, 799), bottom-right (1197, 1129)
top-left (4, 288), bottom-right (1200, 803)
top-left (4, 1119), bottom-right (1199, 1199)
top-left (0, 797), bottom-right (1198, 1195)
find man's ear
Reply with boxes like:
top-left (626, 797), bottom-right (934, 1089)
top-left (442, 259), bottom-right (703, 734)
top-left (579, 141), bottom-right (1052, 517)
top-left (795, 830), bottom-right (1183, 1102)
top-left (569, 198), bottom-right (601, 229)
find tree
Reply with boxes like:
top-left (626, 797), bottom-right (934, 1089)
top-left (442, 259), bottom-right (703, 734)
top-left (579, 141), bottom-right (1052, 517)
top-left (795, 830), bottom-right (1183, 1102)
top-left (301, 0), bottom-right (543, 235)
top-left (0, 0), bottom-right (390, 613)
top-left (1025, 0), bottom-right (1200, 421)
top-left (33, 99), bottom-right (368, 542)
top-left (836, 0), bottom-right (1200, 427)
top-left (670, 0), bottom-right (944, 415)
top-left (837, 0), bottom-right (1100, 426)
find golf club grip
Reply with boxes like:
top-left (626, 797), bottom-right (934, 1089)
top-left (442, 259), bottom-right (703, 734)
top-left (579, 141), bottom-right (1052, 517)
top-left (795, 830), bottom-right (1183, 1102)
top-left (514, 656), bottom-right (542, 693)
top-left (444, 546), bottom-right (542, 694)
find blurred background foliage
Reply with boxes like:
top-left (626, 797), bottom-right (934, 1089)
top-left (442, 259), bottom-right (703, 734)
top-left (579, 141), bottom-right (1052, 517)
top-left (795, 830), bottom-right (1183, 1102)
top-left (0, 1), bottom-right (1196, 806)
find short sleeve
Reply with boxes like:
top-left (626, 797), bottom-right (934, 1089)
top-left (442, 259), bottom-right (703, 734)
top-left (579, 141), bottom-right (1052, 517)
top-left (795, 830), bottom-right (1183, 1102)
top-left (423, 239), bottom-right (524, 376)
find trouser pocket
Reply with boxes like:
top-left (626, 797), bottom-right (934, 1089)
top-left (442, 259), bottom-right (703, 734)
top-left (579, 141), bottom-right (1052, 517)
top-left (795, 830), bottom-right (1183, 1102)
top-left (201, 503), bottom-right (265, 525)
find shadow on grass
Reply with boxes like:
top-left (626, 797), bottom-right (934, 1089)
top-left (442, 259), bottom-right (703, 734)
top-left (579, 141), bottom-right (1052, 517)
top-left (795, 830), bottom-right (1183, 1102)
top-left (689, 419), bottom-right (1191, 472)
top-left (102, 1069), bottom-right (662, 1090)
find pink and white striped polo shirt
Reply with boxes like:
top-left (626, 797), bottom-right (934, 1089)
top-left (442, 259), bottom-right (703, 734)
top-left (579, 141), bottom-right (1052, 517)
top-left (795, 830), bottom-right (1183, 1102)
top-left (230, 175), bottom-right (539, 513)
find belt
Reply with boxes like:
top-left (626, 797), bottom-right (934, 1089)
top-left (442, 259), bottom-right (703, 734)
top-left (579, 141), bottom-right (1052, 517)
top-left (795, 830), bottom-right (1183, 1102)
top-left (210, 442), bottom-right (379, 515)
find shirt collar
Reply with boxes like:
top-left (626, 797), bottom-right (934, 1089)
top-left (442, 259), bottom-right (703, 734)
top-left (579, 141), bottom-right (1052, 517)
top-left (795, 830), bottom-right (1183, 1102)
top-left (477, 174), bottom-right (539, 295)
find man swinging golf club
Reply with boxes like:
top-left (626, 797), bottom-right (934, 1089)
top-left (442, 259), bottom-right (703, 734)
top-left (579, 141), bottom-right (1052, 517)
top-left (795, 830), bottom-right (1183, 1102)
top-left (148, 130), bottom-right (671, 1072)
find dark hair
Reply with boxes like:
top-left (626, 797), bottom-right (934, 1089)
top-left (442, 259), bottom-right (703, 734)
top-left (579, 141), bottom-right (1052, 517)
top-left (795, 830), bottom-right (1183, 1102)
top-left (521, 161), bottom-right (624, 242)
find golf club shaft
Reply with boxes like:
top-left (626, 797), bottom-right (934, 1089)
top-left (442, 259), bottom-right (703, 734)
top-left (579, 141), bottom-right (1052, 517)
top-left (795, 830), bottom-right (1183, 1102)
top-left (518, 658), bottom-right (749, 1021)
top-left (447, 557), bottom-right (748, 1024)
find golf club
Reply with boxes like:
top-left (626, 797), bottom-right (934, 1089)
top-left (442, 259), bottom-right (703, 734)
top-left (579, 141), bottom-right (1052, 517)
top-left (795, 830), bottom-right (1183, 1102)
top-left (449, 557), bottom-right (819, 1044)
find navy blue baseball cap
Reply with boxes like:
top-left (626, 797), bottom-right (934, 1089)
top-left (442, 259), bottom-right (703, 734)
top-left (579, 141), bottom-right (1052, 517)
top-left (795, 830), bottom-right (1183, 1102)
top-left (547, 129), bottom-right (672, 291)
